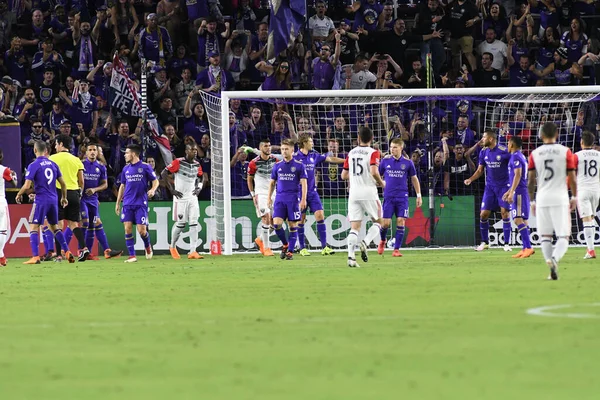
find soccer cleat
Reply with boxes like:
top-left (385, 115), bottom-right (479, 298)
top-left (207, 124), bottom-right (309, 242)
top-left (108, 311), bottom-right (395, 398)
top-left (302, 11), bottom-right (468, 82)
top-left (347, 257), bottom-right (360, 268)
top-left (104, 249), bottom-right (123, 259)
top-left (145, 246), bottom-right (153, 260)
top-left (377, 240), bottom-right (386, 255)
top-left (263, 248), bottom-right (275, 257)
top-left (65, 251), bottom-right (75, 263)
top-left (124, 256), bottom-right (138, 263)
top-left (42, 252), bottom-right (57, 262)
top-left (0, 257), bottom-right (6, 267)
top-left (169, 247), bottom-right (181, 260)
top-left (512, 250), bottom-right (524, 258)
top-left (254, 237), bottom-right (264, 254)
top-left (299, 248), bottom-right (310, 256)
top-left (77, 248), bottom-right (90, 262)
top-left (584, 250), bottom-right (596, 259)
top-left (23, 256), bottom-right (41, 265)
top-left (503, 245), bottom-right (512, 252)
top-left (285, 251), bottom-right (294, 260)
top-left (359, 240), bottom-right (369, 263)
top-left (547, 258), bottom-right (559, 280)
top-left (321, 246), bottom-right (335, 256)
top-left (475, 242), bottom-right (489, 251)
top-left (54, 256), bottom-right (63, 263)
top-left (188, 252), bottom-right (204, 259)
top-left (392, 249), bottom-right (403, 257)
top-left (85, 254), bottom-right (100, 261)
top-left (280, 244), bottom-right (289, 260)
top-left (520, 248), bottom-right (535, 258)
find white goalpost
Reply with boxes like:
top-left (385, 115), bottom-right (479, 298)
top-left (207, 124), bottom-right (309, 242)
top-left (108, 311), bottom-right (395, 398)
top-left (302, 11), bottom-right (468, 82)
top-left (201, 86), bottom-right (600, 256)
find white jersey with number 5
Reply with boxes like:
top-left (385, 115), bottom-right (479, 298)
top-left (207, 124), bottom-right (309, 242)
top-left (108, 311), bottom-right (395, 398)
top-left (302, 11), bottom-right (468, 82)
top-left (343, 146), bottom-right (381, 200)
top-left (528, 143), bottom-right (576, 206)
top-left (574, 149), bottom-right (600, 192)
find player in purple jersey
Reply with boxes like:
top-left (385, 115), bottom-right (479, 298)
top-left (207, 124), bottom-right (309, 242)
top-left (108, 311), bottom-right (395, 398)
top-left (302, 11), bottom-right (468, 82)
top-left (502, 137), bottom-right (535, 259)
top-left (15, 141), bottom-right (73, 265)
top-left (377, 138), bottom-right (423, 257)
top-left (464, 129), bottom-right (512, 252)
top-left (82, 142), bottom-right (123, 260)
top-left (268, 139), bottom-right (308, 261)
top-left (115, 144), bottom-right (159, 263)
top-left (294, 135), bottom-right (344, 256)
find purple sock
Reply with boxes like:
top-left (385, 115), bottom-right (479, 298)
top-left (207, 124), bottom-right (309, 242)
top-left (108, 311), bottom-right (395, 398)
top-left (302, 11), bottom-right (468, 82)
top-left (95, 224), bottom-right (110, 251)
top-left (85, 226), bottom-right (95, 251)
top-left (518, 223), bottom-right (531, 249)
top-left (297, 223), bottom-right (305, 249)
top-left (480, 219), bottom-right (489, 243)
top-left (54, 229), bottom-right (69, 253)
top-left (380, 226), bottom-right (389, 241)
top-left (317, 220), bottom-right (327, 248)
top-left (394, 226), bottom-right (405, 250)
top-left (42, 226), bottom-right (54, 253)
top-left (503, 218), bottom-right (511, 245)
top-left (287, 227), bottom-right (297, 253)
top-left (64, 227), bottom-right (73, 246)
top-left (80, 222), bottom-right (88, 248)
top-left (274, 224), bottom-right (288, 246)
top-left (29, 231), bottom-right (39, 257)
top-left (140, 232), bottom-right (151, 248)
top-left (125, 233), bottom-right (135, 256)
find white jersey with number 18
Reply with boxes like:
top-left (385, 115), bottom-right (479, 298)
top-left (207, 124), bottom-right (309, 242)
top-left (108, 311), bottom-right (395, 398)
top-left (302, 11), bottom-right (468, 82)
top-left (574, 149), bottom-right (600, 192)
top-left (528, 143), bottom-right (576, 207)
top-left (343, 146), bottom-right (381, 200)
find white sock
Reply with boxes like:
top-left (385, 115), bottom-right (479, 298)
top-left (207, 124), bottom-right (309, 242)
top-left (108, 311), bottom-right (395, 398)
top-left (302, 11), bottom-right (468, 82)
top-left (261, 225), bottom-right (270, 250)
top-left (584, 223), bottom-right (595, 251)
top-left (171, 223), bottom-right (185, 248)
top-left (364, 223), bottom-right (381, 246)
top-left (552, 237), bottom-right (569, 262)
top-left (0, 231), bottom-right (7, 257)
top-left (540, 238), bottom-right (553, 262)
top-left (347, 229), bottom-right (358, 259)
top-left (189, 224), bottom-right (199, 253)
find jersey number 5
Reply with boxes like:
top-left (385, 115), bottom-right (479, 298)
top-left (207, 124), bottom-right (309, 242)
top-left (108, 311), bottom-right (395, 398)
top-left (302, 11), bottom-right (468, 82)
top-left (352, 157), bottom-right (364, 176)
top-left (543, 159), bottom-right (554, 181)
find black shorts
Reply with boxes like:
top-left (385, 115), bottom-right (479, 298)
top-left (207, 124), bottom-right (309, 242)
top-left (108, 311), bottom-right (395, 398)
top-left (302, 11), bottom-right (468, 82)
top-left (57, 189), bottom-right (81, 222)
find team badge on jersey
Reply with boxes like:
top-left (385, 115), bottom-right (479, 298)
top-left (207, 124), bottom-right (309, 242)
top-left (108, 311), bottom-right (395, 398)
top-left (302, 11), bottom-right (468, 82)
top-left (291, 167), bottom-right (296, 172)
top-left (95, 167), bottom-right (100, 172)
top-left (496, 155), bottom-right (501, 161)
top-left (138, 168), bottom-right (142, 173)
top-left (40, 88), bottom-right (52, 102)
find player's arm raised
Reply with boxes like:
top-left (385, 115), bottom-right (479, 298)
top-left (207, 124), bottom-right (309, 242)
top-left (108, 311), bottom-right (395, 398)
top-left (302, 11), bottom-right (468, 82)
top-left (324, 155), bottom-right (345, 164)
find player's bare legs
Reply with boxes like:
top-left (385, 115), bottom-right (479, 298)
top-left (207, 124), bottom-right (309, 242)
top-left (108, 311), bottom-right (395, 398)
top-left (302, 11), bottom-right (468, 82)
top-left (581, 215), bottom-right (596, 259)
top-left (379, 216), bottom-right (406, 257)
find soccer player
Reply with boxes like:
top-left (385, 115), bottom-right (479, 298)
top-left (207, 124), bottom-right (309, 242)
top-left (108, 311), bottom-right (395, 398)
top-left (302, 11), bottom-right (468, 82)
top-left (528, 122), bottom-right (577, 280)
top-left (501, 137), bottom-right (534, 258)
top-left (15, 141), bottom-right (73, 264)
top-left (574, 130), bottom-right (600, 259)
top-left (81, 142), bottom-right (123, 259)
top-left (162, 143), bottom-right (207, 260)
top-left (294, 135), bottom-right (344, 256)
top-left (267, 139), bottom-right (308, 261)
top-left (464, 129), bottom-right (512, 251)
top-left (50, 134), bottom-right (89, 261)
top-left (377, 138), bottom-right (422, 257)
top-left (247, 139), bottom-right (279, 257)
top-left (115, 144), bottom-right (159, 263)
top-left (0, 148), bottom-right (17, 266)
top-left (341, 126), bottom-right (384, 268)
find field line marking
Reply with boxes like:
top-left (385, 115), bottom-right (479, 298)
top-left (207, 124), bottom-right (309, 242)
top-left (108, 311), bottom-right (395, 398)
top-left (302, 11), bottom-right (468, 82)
top-left (526, 303), bottom-right (600, 319)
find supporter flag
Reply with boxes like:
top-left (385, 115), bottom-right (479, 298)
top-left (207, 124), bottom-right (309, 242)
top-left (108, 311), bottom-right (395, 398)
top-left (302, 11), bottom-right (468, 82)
top-left (266, 0), bottom-right (307, 60)
top-left (145, 111), bottom-right (173, 165)
top-left (109, 53), bottom-right (144, 117)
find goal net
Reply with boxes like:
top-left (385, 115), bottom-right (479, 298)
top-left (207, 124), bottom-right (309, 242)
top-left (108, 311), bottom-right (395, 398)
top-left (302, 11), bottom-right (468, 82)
top-left (200, 87), bottom-right (600, 255)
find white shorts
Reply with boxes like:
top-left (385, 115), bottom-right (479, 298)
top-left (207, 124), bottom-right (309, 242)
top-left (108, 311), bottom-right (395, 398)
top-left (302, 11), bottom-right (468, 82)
top-left (0, 200), bottom-right (8, 231)
top-left (255, 192), bottom-right (276, 218)
top-left (348, 199), bottom-right (382, 222)
top-left (172, 198), bottom-right (200, 224)
top-left (537, 205), bottom-right (571, 237)
top-left (577, 190), bottom-right (600, 218)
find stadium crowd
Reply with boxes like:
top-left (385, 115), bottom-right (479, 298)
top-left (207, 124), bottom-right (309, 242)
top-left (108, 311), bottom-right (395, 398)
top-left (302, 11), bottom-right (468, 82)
top-left (0, 0), bottom-right (599, 202)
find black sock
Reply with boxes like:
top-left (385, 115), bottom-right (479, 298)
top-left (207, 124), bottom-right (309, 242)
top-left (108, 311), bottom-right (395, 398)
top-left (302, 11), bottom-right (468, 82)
top-left (72, 227), bottom-right (86, 249)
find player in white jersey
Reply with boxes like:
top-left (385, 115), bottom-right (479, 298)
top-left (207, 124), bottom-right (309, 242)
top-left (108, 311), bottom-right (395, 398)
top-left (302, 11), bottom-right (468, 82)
top-left (162, 143), bottom-right (207, 260)
top-left (247, 138), bottom-right (280, 257)
top-left (574, 130), bottom-right (600, 259)
top-left (341, 126), bottom-right (385, 268)
top-left (528, 122), bottom-right (577, 280)
top-left (0, 149), bottom-right (17, 266)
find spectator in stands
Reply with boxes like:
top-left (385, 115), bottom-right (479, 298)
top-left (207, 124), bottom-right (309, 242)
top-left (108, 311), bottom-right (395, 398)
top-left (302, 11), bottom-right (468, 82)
top-left (86, 60), bottom-right (112, 100)
top-left (448, 0), bottom-right (480, 71)
top-left (444, 142), bottom-right (475, 196)
top-left (249, 22), bottom-right (268, 77)
top-left (0, 2), bottom-right (16, 52)
top-left (111, 0), bottom-right (140, 47)
top-left (45, 98), bottom-right (66, 135)
top-left (157, 96), bottom-right (177, 127)
top-left (506, 16), bottom-right (532, 66)
top-left (234, 0), bottom-right (257, 32)
top-left (342, 54), bottom-right (377, 89)
top-left (72, 13), bottom-right (99, 79)
top-left (5, 37), bottom-right (28, 86)
top-left (174, 67), bottom-right (194, 113)
top-left (230, 147), bottom-right (250, 198)
top-left (14, 87), bottom-right (43, 135)
top-left (149, 65), bottom-right (176, 104)
top-left (183, 93), bottom-right (210, 143)
top-left (403, 57), bottom-right (427, 88)
top-left (414, 0), bottom-right (446, 74)
top-left (337, 19), bottom-right (359, 66)
top-left (32, 38), bottom-right (66, 85)
top-left (244, 105), bottom-right (269, 147)
top-left (454, 116), bottom-right (477, 147)
top-left (508, 53), bottom-right (538, 87)
top-left (197, 17), bottom-right (229, 70)
top-left (532, 47), bottom-right (583, 85)
top-left (229, 111), bottom-right (246, 153)
top-left (351, 0), bottom-right (384, 32)
top-left (578, 38), bottom-right (600, 85)
top-left (157, 0), bottom-right (185, 44)
top-left (482, 2), bottom-right (508, 41)
top-left (138, 13), bottom-right (173, 66)
top-left (561, 17), bottom-right (588, 63)
top-left (64, 79), bottom-right (98, 137)
top-left (224, 31), bottom-right (251, 83)
top-left (167, 44), bottom-right (196, 81)
top-left (309, 1), bottom-right (335, 52)
top-left (19, 9), bottom-right (50, 58)
top-left (256, 60), bottom-right (292, 91)
top-left (474, 52), bottom-right (503, 87)
top-left (477, 27), bottom-right (507, 72)
top-left (36, 68), bottom-right (60, 114)
top-left (48, 7), bottom-right (73, 55)
top-left (24, 118), bottom-right (49, 165)
top-left (533, 26), bottom-right (560, 71)
top-left (306, 32), bottom-right (341, 90)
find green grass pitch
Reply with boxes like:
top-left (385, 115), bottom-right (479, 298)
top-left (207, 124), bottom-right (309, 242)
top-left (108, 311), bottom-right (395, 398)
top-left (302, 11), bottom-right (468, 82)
top-left (1, 249), bottom-right (600, 399)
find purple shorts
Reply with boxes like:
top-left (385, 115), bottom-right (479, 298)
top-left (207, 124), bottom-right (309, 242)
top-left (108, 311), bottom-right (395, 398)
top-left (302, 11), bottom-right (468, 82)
top-left (273, 199), bottom-right (301, 222)
top-left (510, 188), bottom-right (530, 220)
top-left (80, 200), bottom-right (100, 224)
top-left (29, 201), bottom-right (58, 225)
top-left (302, 191), bottom-right (323, 214)
top-left (383, 196), bottom-right (409, 219)
top-left (481, 185), bottom-right (510, 211)
top-left (120, 205), bottom-right (148, 225)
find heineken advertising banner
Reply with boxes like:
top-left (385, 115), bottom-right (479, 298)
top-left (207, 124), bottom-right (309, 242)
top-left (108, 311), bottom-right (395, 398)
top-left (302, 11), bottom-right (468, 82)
top-left (5, 197), bottom-right (476, 256)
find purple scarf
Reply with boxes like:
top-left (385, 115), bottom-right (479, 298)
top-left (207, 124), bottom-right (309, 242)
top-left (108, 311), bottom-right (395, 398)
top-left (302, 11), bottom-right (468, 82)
top-left (208, 66), bottom-right (228, 92)
top-left (78, 35), bottom-right (94, 72)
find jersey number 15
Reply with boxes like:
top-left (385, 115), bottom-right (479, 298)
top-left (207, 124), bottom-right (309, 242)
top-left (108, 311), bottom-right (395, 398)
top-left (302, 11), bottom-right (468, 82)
top-left (352, 157), bottom-right (363, 176)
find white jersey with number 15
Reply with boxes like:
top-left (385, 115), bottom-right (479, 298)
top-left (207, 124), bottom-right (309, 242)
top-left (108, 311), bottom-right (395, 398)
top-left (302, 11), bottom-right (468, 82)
top-left (528, 143), bottom-right (576, 206)
top-left (343, 146), bottom-right (381, 200)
